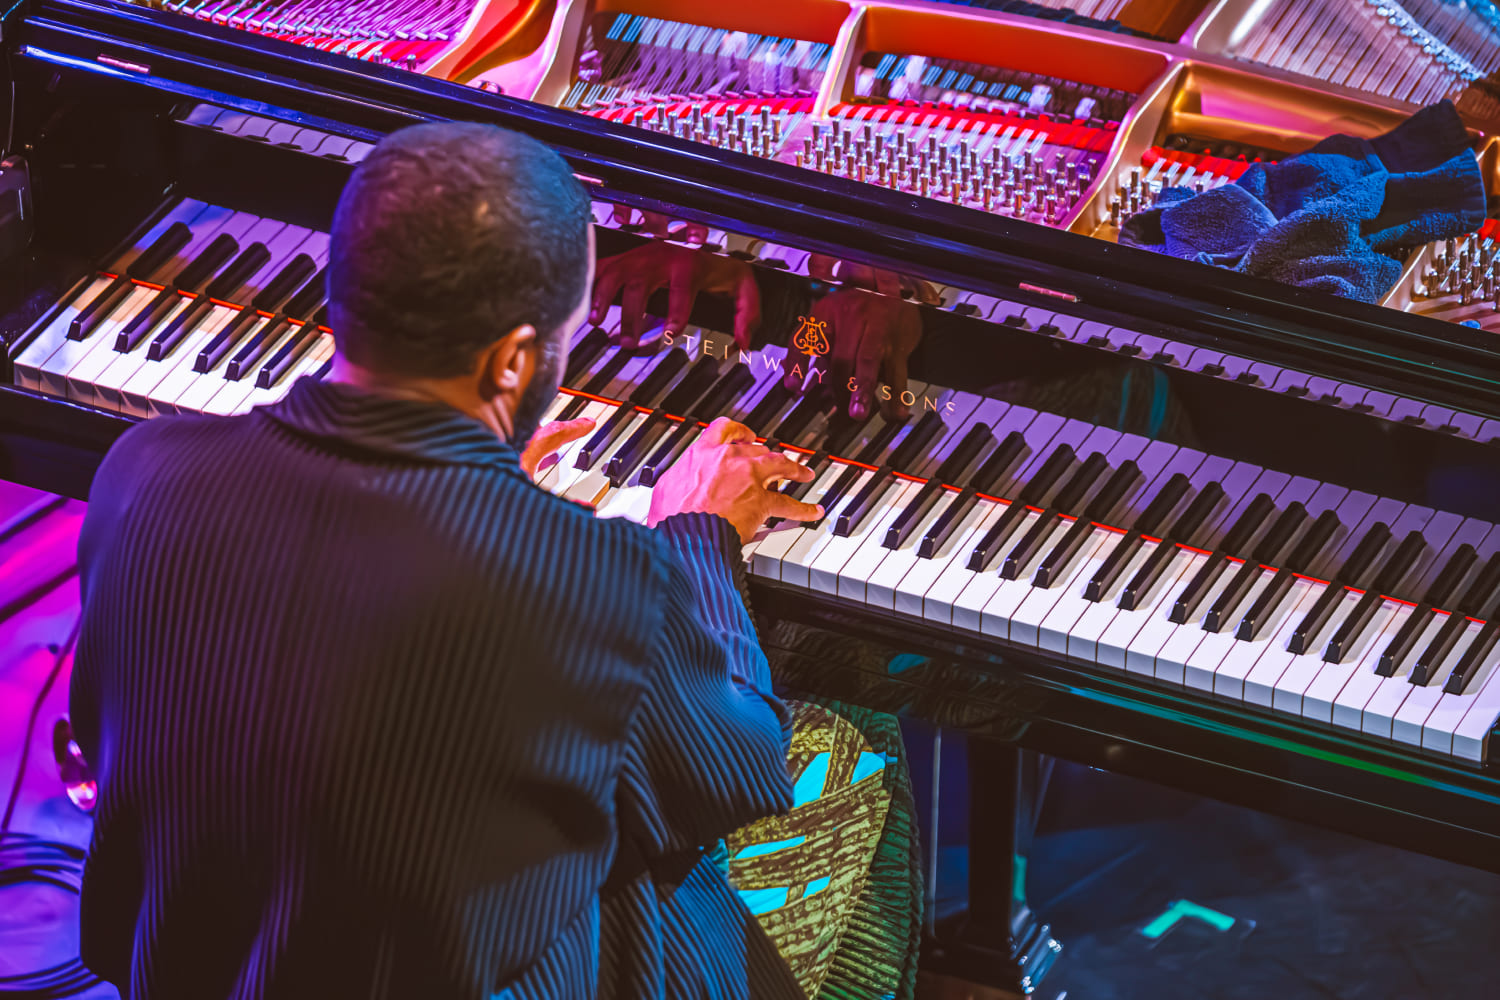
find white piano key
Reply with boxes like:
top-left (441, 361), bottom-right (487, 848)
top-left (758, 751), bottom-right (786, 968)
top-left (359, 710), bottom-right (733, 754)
top-left (14, 200), bottom-right (215, 392)
top-left (1422, 620), bottom-right (1498, 754)
top-left (1031, 526), bottom-right (1126, 653)
top-left (1392, 612), bottom-right (1470, 747)
top-left (160, 221), bottom-right (316, 413)
top-left (1452, 637), bottom-right (1500, 761)
top-left (749, 461), bottom-right (858, 581)
top-left (828, 479), bottom-right (927, 601)
top-left (1214, 577), bottom-right (1320, 700)
top-left (60, 205), bottom-right (243, 408)
top-left (1326, 602), bottom-right (1418, 729)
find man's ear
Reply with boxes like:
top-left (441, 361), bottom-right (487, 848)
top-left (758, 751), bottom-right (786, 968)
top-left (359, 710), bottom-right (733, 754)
top-left (480, 324), bottom-right (538, 399)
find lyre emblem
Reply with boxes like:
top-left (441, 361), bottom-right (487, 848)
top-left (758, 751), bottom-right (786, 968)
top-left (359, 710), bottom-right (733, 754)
top-left (792, 315), bottom-right (831, 356)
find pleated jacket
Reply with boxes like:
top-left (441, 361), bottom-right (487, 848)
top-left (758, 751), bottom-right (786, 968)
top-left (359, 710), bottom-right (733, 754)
top-left (71, 377), bottom-right (798, 1000)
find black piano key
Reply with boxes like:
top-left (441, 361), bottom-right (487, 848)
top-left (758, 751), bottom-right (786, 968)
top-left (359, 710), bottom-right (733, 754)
top-left (114, 233), bottom-right (239, 353)
top-left (1287, 522), bottom-right (1391, 655)
top-left (560, 347), bottom-right (635, 422)
top-left (1390, 544), bottom-right (1478, 682)
top-left (152, 242), bottom-right (271, 361)
top-left (917, 429), bottom-right (1027, 559)
top-left (194, 306), bottom-right (264, 373)
top-left (563, 327), bottom-right (611, 385)
top-left (225, 315), bottom-right (293, 381)
top-left (743, 383), bottom-right (795, 436)
top-left (1445, 617), bottom-right (1500, 695)
top-left (1167, 493), bottom-right (1274, 625)
top-left (638, 364), bottom-right (756, 485)
top-left (1323, 530), bottom-right (1427, 663)
top-left (885, 424), bottom-right (994, 549)
top-left (1118, 481), bottom-right (1224, 611)
top-left (967, 445), bottom-right (1075, 572)
top-left (1034, 460), bottom-right (1140, 587)
top-left (763, 395), bottom-right (823, 451)
top-left (249, 252), bottom-right (318, 313)
top-left (1001, 452), bottom-right (1111, 580)
top-left (231, 263), bottom-right (328, 383)
top-left (1203, 502), bottom-right (1306, 632)
top-left (835, 412), bottom-right (947, 536)
top-left (312, 356), bottom-right (334, 381)
top-left (69, 222), bottom-right (192, 340)
top-left (575, 350), bottom-right (689, 469)
top-left (1235, 509), bottom-right (1340, 640)
top-left (1084, 472), bottom-right (1190, 602)
top-left (194, 253), bottom-right (318, 374)
top-left (820, 419), bottom-right (907, 523)
top-left (606, 356), bottom-right (722, 485)
top-left (1416, 553), bottom-right (1500, 682)
top-left (256, 321), bottom-right (323, 388)
top-left (279, 267), bottom-right (328, 322)
top-left (206, 242), bottom-right (272, 301)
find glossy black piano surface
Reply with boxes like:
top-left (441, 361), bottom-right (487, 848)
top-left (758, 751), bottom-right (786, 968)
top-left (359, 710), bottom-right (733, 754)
top-left (4, 0), bottom-right (1500, 912)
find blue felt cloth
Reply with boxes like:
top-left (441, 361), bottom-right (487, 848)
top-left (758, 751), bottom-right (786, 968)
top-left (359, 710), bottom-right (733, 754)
top-left (1119, 100), bottom-right (1487, 303)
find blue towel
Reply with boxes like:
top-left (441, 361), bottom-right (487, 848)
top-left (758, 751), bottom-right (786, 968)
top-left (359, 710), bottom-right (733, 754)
top-left (1119, 100), bottom-right (1487, 303)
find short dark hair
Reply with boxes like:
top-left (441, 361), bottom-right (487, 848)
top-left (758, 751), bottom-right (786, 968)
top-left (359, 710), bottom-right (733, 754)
top-left (328, 122), bottom-right (592, 378)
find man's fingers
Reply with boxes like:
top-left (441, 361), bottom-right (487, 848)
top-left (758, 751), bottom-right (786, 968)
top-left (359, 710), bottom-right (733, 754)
top-left (765, 493), bottom-right (825, 524)
top-left (519, 416), bottom-right (596, 478)
top-left (755, 452), bottom-right (816, 486)
top-left (702, 416), bottom-right (755, 445)
top-left (850, 323), bottom-right (885, 421)
top-left (664, 266), bottom-right (699, 338)
top-left (617, 279), bottom-right (650, 346)
top-left (732, 270), bottom-right (762, 350)
top-left (589, 259), bottom-right (626, 326)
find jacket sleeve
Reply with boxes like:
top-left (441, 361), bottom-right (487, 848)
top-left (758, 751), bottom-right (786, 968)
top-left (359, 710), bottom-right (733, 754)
top-left (615, 513), bottom-right (794, 858)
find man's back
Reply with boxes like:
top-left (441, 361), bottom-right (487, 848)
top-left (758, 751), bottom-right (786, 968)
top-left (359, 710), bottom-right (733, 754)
top-left (72, 380), bottom-right (672, 999)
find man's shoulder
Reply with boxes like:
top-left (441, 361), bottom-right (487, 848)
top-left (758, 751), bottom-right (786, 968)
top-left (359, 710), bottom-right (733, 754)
top-left (100, 411), bottom-right (257, 481)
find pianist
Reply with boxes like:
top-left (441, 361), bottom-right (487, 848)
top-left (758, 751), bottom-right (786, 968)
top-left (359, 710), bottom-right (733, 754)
top-left (68, 121), bottom-right (828, 998)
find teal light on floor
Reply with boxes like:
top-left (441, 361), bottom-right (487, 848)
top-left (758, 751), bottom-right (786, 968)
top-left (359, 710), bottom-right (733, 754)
top-left (1140, 899), bottom-right (1235, 939)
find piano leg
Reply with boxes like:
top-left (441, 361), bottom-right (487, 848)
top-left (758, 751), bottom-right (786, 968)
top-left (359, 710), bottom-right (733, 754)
top-left (924, 739), bottom-right (1062, 997)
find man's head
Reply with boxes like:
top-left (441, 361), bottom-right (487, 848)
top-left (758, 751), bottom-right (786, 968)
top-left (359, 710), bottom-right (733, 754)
top-left (328, 122), bottom-right (593, 448)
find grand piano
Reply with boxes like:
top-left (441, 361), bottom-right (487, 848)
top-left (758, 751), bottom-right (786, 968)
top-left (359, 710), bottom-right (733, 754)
top-left (4, 0), bottom-right (1500, 993)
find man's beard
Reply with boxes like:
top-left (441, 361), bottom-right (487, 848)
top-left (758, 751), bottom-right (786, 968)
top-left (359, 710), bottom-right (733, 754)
top-left (508, 337), bottom-right (564, 453)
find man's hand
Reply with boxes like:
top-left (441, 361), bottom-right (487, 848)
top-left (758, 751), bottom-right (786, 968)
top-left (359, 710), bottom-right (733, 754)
top-left (648, 417), bottom-right (823, 544)
top-left (520, 417), bottom-right (596, 482)
top-left (789, 255), bottom-right (932, 421)
top-left (787, 286), bottom-right (924, 422)
top-left (590, 241), bottom-right (761, 350)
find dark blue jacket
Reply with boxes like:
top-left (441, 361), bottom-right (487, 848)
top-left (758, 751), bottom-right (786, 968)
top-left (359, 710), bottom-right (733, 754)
top-left (71, 377), bottom-right (797, 999)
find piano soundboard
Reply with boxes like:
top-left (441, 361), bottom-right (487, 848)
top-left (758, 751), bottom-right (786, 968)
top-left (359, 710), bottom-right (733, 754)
top-left (141, 0), bottom-right (1500, 332)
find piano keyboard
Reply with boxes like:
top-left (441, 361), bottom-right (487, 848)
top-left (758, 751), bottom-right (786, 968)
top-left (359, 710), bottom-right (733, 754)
top-left (12, 199), bottom-right (336, 417)
top-left (533, 316), bottom-right (1500, 766)
top-left (10, 192), bottom-right (1500, 765)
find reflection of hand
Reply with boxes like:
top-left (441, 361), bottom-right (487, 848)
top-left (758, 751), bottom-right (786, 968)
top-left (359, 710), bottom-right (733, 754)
top-left (520, 417), bottom-right (596, 481)
top-left (590, 240), bottom-right (761, 350)
top-left (647, 417), bottom-right (822, 544)
top-left (807, 254), bottom-right (942, 306)
top-left (787, 286), bottom-right (923, 421)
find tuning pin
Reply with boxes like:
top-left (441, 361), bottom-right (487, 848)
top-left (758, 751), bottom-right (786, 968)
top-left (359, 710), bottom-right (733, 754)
top-left (951, 179), bottom-right (964, 203)
top-left (983, 188), bottom-right (996, 213)
top-left (1462, 275), bottom-right (1475, 306)
top-left (1109, 196), bottom-right (1122, 227)
top-left (878, 160), bottom-right (890, 186)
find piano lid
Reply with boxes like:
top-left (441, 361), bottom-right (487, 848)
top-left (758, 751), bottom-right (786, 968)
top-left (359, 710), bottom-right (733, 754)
top-left (8, 0), bottom-right (1500, 425)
